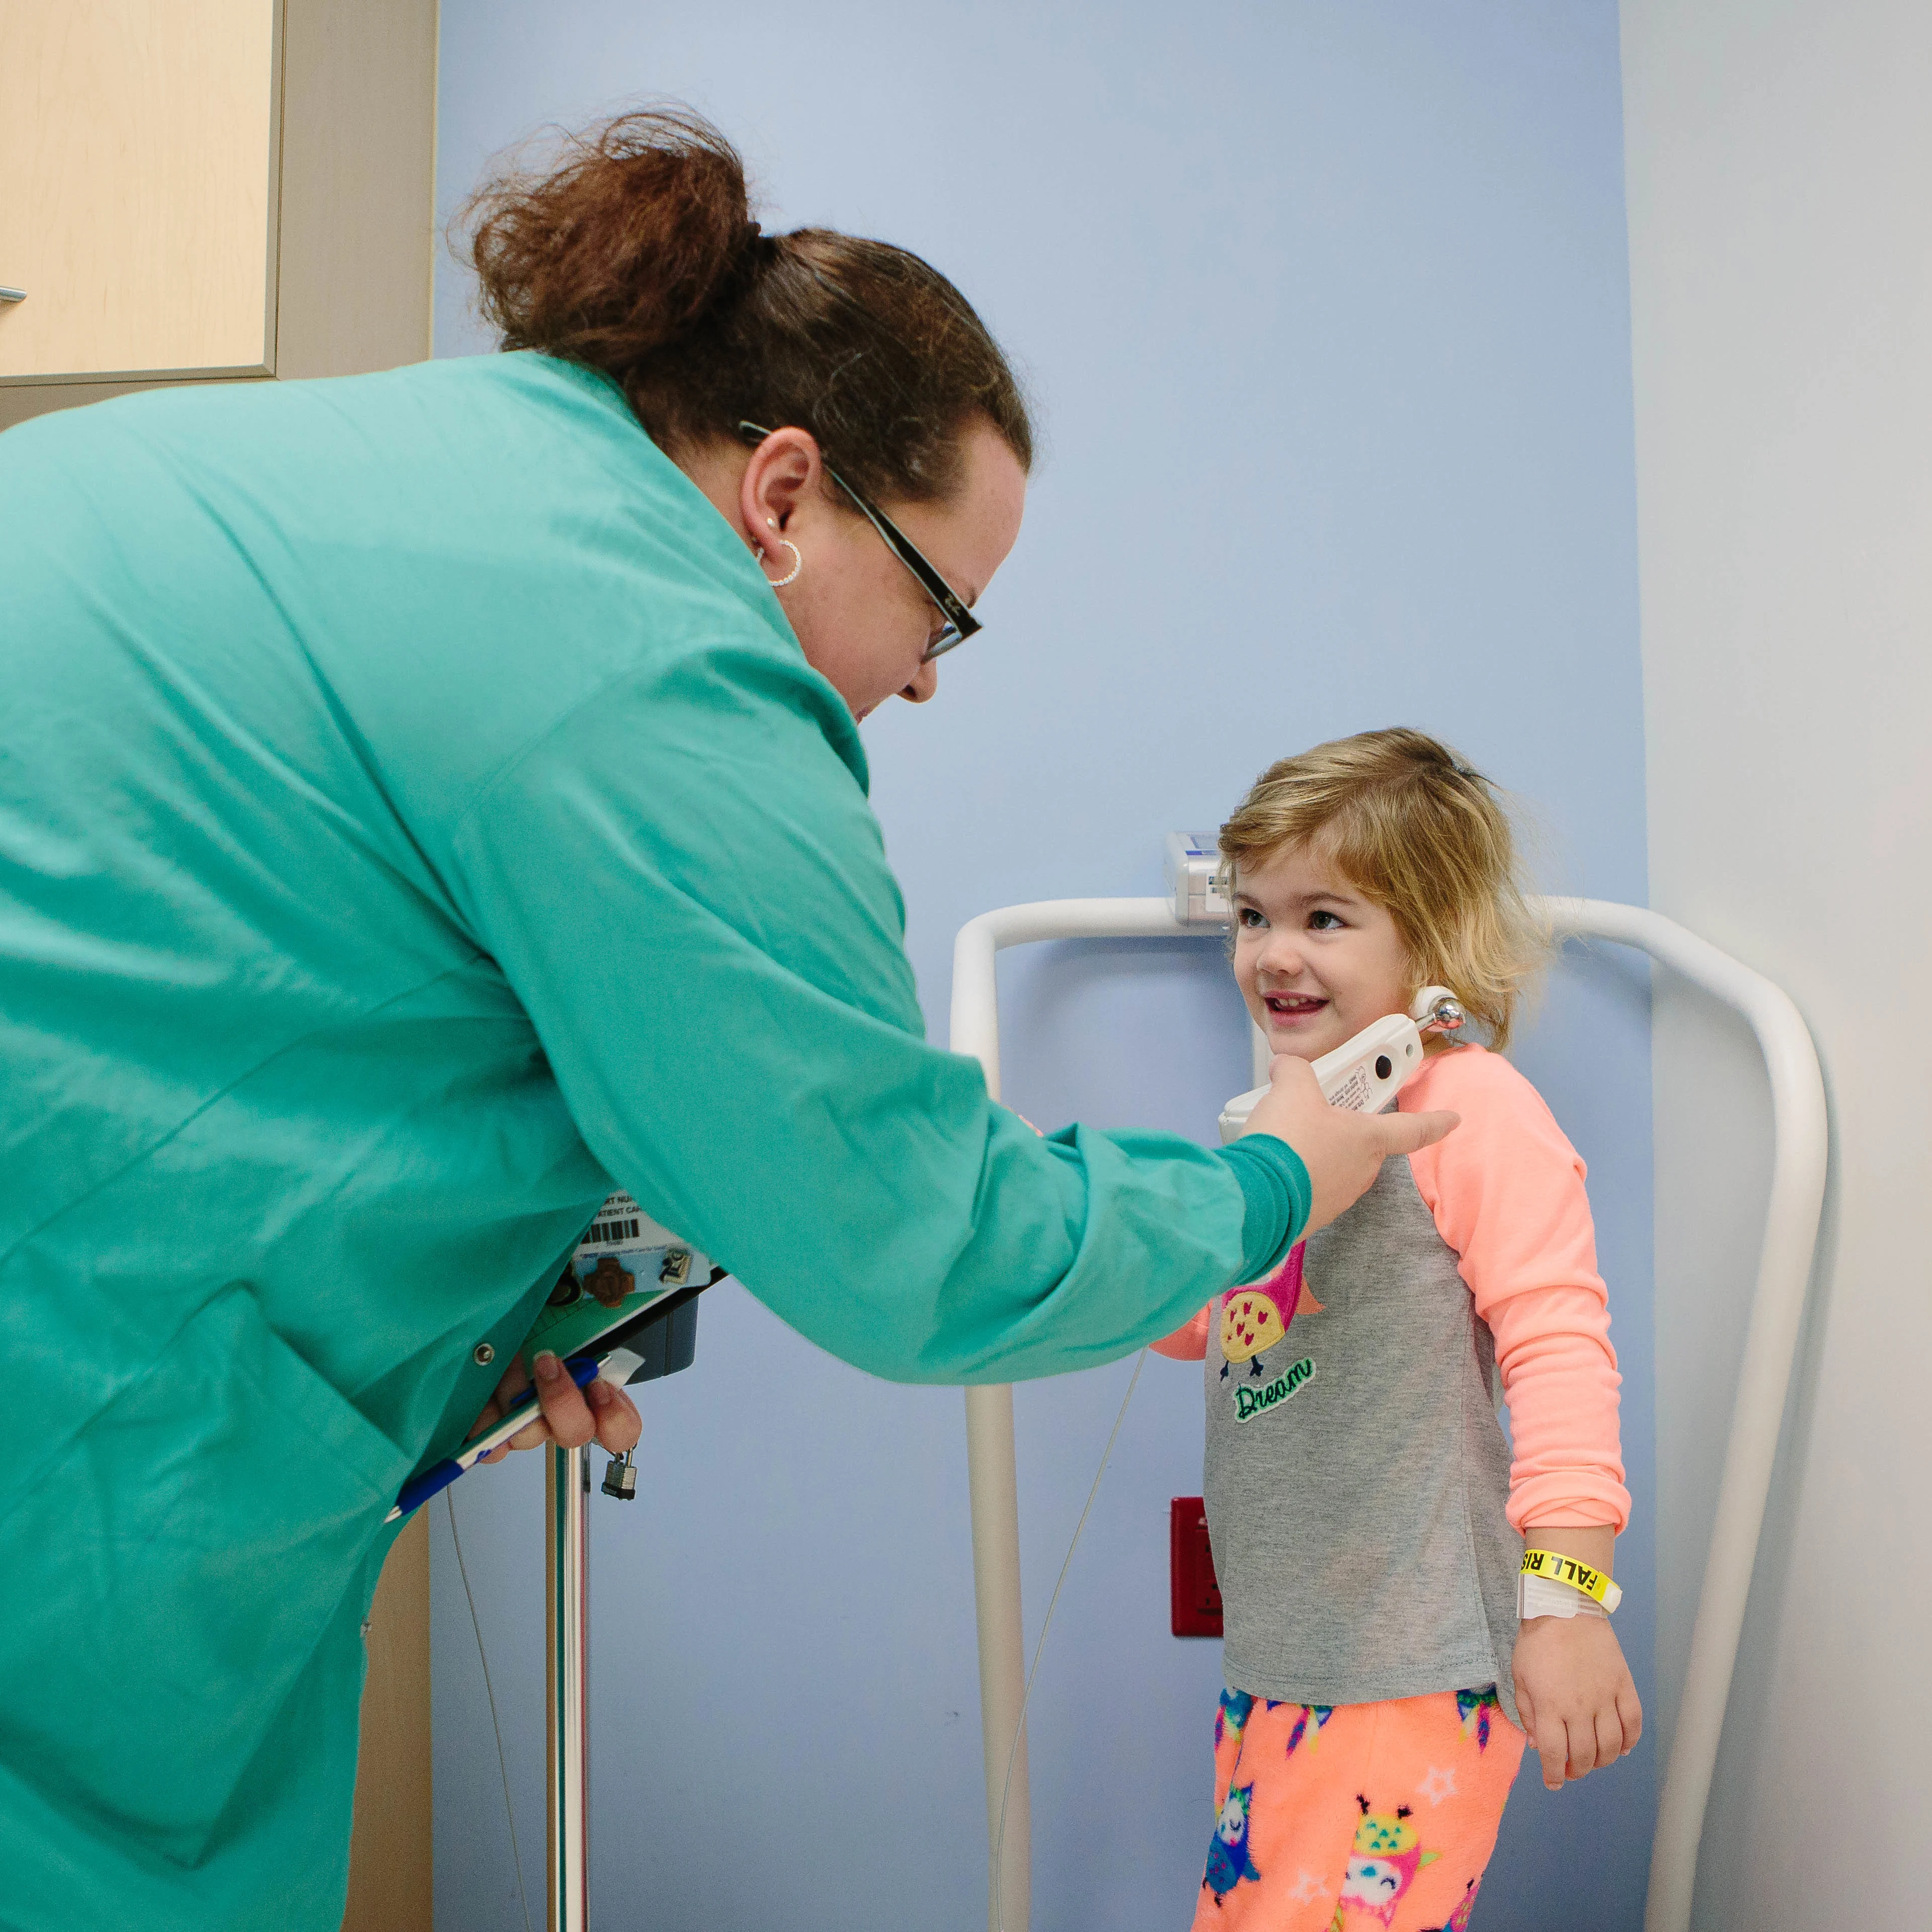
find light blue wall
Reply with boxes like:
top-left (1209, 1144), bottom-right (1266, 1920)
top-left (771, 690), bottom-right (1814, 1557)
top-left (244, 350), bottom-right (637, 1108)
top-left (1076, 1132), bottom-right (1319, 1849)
top-left (429, 6), bottom-right (1654, 1928)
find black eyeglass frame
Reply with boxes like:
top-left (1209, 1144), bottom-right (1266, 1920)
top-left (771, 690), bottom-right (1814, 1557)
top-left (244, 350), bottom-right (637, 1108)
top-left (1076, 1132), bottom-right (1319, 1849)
top-left (738, 422), bottom-right (982, 662)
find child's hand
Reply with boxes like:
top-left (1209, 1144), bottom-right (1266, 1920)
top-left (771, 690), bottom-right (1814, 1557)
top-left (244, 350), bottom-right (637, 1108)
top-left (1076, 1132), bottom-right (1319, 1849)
top-left (1511, 1614), bottom-right (1643, 1790)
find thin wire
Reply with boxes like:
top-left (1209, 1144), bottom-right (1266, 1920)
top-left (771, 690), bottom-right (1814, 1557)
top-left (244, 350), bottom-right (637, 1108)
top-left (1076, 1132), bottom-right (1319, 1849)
top-left (992, 1347), bottom-right (1149, 1932)
top-left (447, 1488), bottom-right (535, 1932)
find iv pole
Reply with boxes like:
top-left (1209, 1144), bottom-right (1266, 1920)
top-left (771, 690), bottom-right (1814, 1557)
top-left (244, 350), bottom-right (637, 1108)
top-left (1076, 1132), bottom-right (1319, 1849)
top-left (547, 1444), bottom-right (590, 1932)
top-left (538, 1275), bottom-right (707, 1932)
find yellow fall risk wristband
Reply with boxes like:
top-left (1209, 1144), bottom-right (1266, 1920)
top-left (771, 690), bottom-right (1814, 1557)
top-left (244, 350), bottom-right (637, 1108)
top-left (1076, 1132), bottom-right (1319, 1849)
top-left (1520, 1548), bottom-right (1623, 1614)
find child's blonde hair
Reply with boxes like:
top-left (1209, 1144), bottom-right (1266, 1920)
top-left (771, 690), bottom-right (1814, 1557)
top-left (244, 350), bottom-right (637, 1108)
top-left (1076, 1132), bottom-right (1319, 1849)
top-left (1218, 728), bottom-right (1548, 1052)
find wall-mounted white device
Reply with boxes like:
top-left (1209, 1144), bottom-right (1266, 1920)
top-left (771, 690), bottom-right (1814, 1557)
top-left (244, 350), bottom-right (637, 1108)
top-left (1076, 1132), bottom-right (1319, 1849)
top-left (1218, 986), bottom-right (1466, 1140)
top-left (1162, 830), bottom-right (1229, 927)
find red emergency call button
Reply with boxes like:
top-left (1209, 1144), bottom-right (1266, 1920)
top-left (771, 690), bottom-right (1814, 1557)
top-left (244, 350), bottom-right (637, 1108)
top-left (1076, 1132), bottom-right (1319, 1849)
top-left (1170, 1496), bottom-right (1223, 1638)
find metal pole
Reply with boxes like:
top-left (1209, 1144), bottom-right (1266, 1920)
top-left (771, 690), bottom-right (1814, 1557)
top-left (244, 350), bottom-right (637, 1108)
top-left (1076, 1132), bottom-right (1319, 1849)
top-left (964, 1383), bottom-right (1030, 1932)
top-left (546, 1444), bottom-right (590, 1932)
top-left (949, 898), bottom-right (1184, 1932)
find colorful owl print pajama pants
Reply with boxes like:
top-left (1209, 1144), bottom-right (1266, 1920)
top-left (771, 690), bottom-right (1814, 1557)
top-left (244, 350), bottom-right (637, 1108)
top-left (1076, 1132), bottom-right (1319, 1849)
top-left (1189, 1688), bottom-right (1525, 1930)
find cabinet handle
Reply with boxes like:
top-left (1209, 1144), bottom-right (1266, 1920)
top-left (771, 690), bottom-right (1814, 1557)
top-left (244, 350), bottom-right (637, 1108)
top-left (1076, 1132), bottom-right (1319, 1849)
top-left (0, 288), bottom-right (24, 303)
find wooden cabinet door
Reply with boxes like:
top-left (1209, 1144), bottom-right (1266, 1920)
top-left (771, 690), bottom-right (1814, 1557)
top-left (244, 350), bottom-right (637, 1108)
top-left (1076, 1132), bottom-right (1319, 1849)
top-left (343, 1513), bottom-right (433, 1932)
top-left (0, 1), bottom-right (282, 384)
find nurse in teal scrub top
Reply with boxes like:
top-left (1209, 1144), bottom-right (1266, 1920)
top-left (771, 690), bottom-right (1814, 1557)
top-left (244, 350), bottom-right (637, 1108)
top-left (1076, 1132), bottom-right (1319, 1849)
top-left (0, 110), bottom-right (1452, 1930)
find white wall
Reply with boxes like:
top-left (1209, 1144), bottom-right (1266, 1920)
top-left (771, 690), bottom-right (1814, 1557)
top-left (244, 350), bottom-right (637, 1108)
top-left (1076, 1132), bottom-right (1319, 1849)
top-left (1621, 1), bottom-right (1932, 1921)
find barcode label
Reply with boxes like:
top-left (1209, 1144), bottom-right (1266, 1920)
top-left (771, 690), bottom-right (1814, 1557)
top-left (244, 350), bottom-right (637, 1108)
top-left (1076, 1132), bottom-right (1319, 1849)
top-left (585, 1216), bottom-right (642, 1246)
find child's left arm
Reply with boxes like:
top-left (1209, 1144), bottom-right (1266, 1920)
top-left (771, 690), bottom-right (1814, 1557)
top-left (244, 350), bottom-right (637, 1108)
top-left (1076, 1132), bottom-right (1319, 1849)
top-left (1509, 1524), bottom-right (1643, 1790)
top-left (1404, 1051), bottom-right (1641, 1790)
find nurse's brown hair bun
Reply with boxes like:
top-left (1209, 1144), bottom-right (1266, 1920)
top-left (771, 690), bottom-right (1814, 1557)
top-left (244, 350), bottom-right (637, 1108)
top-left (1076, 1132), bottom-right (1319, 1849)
top-left (459, 107), bottom-right (1032, 504)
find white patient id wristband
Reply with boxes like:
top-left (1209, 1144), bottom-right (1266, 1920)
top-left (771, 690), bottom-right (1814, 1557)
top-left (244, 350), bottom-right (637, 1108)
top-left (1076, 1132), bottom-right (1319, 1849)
top-left (1518, 1547), bottom-right (1621, 1620)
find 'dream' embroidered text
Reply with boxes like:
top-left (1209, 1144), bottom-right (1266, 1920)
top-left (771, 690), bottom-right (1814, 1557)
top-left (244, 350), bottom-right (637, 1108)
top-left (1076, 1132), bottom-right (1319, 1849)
top-left (1233, 1356), bottom-right (1316, 1423)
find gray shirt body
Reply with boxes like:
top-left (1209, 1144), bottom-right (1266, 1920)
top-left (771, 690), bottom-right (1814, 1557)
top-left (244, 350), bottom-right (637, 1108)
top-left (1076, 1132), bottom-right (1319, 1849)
top-left (1203, 1155), bottom-right (1523, 1725)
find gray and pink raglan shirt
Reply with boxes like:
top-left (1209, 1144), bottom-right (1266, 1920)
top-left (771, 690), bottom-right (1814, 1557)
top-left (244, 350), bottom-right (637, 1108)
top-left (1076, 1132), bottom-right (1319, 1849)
top-left (1157, 1043), bottom-right (1631, 1727)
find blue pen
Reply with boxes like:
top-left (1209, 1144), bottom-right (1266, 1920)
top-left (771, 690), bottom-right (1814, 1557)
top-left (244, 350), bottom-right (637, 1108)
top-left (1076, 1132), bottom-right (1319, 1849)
top-left (388, 1353), bottom-right (602, 1522)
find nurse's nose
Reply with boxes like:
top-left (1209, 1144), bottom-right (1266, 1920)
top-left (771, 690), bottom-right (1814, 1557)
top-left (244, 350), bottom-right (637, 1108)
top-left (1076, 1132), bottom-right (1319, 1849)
top-left (900, 659), bottom-right (939, 704)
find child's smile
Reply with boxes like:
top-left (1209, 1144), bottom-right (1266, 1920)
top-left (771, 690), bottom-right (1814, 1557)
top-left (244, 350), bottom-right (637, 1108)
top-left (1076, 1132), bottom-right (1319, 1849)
top-left (1261, 990), bottom-right (1329, 1026)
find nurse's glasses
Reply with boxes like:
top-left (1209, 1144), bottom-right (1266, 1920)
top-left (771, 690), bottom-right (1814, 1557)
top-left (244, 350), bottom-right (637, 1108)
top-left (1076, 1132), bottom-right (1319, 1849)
top-left (738, 422), bottom-right (982, 662)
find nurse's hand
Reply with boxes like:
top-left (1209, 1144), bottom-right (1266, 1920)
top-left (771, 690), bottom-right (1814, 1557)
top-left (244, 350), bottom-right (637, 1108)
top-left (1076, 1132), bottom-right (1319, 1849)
top-left (467, 1350), bottom-right (642, 1463)
top-left (1240, 1053), bottom-right (1460, 1238)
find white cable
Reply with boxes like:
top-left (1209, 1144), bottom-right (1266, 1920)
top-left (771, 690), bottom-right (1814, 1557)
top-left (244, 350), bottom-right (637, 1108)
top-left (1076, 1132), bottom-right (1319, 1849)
top-left (447, 1488), bottom-right (534, 1932)
top-left (993, 1347), bottom-right (1148, 1932)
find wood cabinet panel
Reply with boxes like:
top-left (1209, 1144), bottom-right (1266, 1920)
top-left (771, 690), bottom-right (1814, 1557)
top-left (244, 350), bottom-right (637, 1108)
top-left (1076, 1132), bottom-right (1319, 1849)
top-left (342, 1513), bottom-right (434, 1932)
top-left (0, 0), bottom-right (281, 383)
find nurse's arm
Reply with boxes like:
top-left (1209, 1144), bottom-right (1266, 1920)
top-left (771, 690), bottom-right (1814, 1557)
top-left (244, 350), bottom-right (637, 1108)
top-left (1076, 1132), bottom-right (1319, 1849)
top-left (446, 647), bottom-right (1298, 1383)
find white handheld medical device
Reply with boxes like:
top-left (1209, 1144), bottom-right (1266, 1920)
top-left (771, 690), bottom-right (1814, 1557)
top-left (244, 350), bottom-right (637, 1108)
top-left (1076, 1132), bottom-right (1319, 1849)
top-left (1217, 985), bottom-right (1466, 1141)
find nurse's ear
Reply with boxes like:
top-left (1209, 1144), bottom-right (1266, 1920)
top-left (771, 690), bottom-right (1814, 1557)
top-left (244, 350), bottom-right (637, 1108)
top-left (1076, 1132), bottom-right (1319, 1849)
top-left (739, 426), bottom-right (824, 541)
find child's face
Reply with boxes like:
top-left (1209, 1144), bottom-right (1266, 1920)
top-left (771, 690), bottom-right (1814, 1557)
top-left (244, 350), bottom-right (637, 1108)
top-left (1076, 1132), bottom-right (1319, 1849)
top-left (1231, 842), bottom-right (1413, 1063)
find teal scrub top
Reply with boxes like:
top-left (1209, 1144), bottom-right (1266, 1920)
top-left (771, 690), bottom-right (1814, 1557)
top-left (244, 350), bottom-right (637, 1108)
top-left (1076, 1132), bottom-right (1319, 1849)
top-left (0, 352), bottom-right (1305, 1930)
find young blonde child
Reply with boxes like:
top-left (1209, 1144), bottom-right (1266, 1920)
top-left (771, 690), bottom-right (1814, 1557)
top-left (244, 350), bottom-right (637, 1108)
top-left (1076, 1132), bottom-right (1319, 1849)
top-left (1159, 729), bottom-right (1640, 1931)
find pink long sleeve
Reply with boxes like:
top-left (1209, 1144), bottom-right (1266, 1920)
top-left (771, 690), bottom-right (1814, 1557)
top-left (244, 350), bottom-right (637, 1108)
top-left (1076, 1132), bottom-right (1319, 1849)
top-left (1152, 1305), bottom-right (1212, 1359)
top-left (1402, 1045), bottom-right (1630, 1532)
